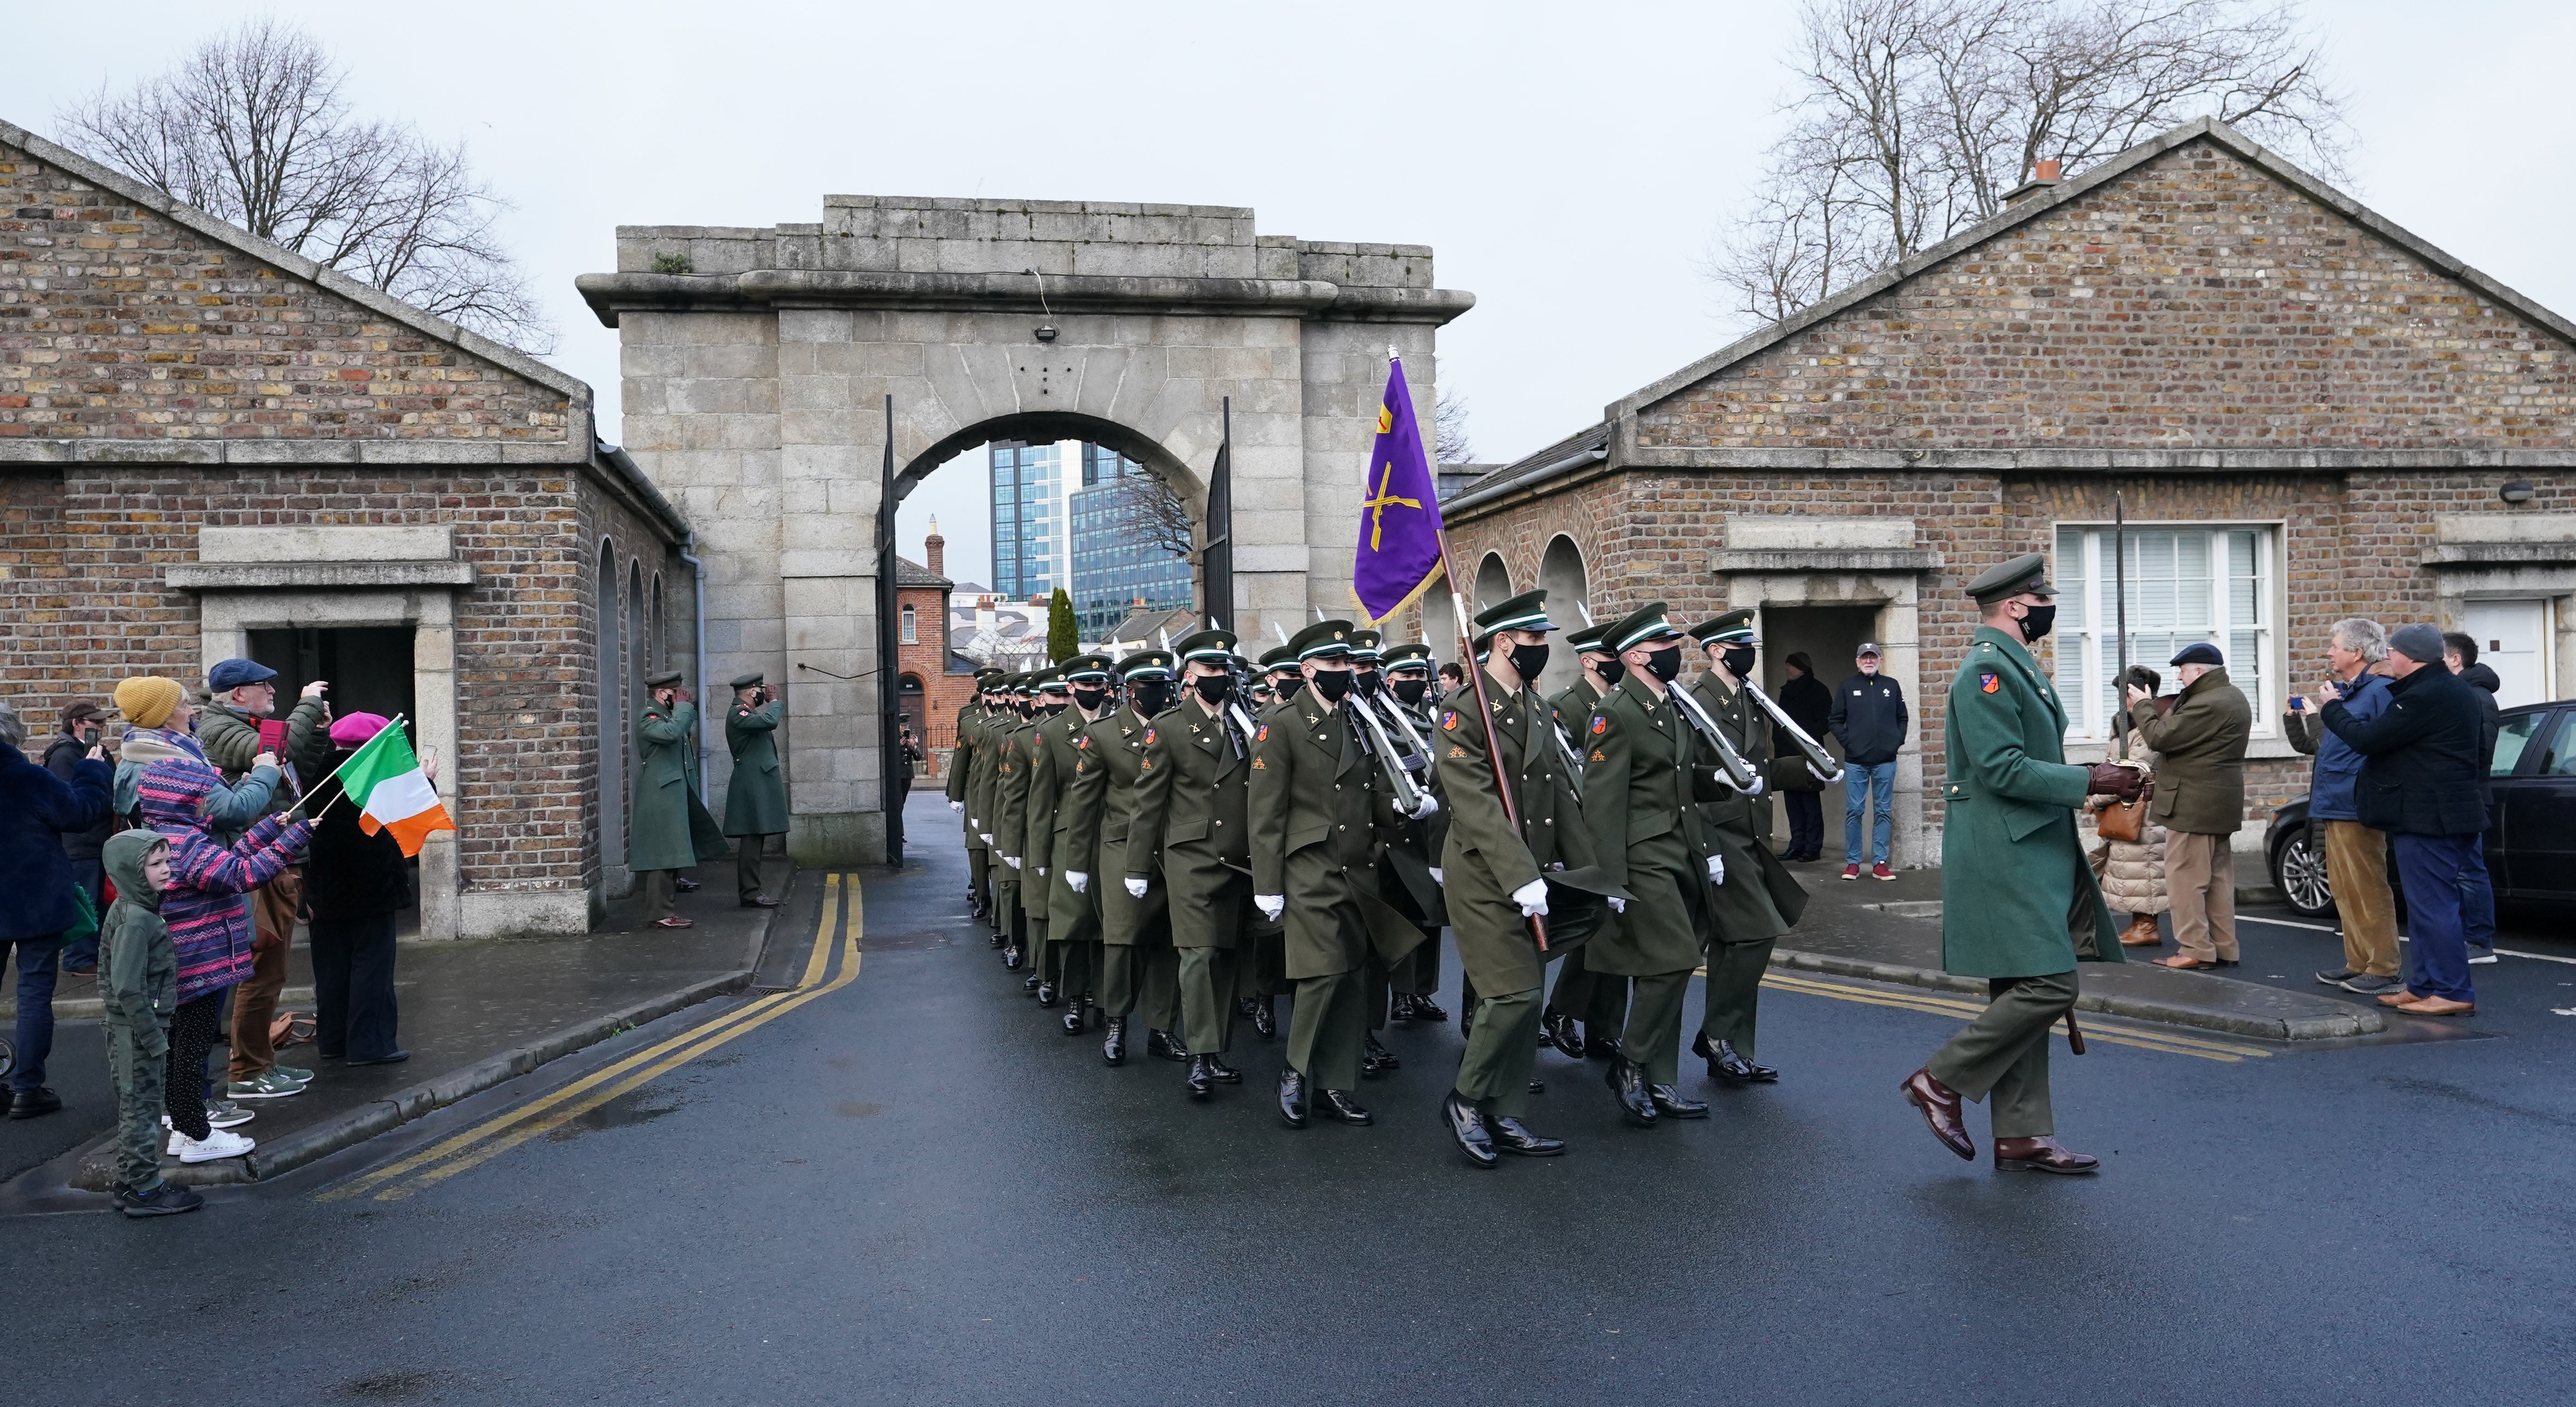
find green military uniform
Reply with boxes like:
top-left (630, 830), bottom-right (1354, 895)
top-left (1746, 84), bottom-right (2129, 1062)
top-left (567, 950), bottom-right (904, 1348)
top-left (721, 671), bottom-right (788, 905)
top-left (98, 830), bottom-right (178, 1205)
top-left (1067, 651), bottom-right (1184, 1061)
top-left (1543, 628), bottom-right (1629, 1053)
top-left (1037, 658), bottom-right (1120, 1029)
top-left (1433, 592), bottom-right (1601, 1162)
top-left (949, 668), bottom-right (1005, 918)
top-left (1000, 674), bottom-right (1074, 999)
top-left (985, 679), bottom-right (1039, 969)
top-left (1237, 645), bottom-right (1308, 1029)
top-left (1371, 639), bottom-right (1449, 1028)
top-left (633, 670), bottom-right (729, 920)
top-left (1249, 620), bottom-right (1391, 1117)
top-left (1917, 555), bottom-right (2125, 1156)
top-left (1577, 605), bottom-right (1723, 1124)
top-left (1684, 610), bottom-right (1806, 1076)
top-left (966, 677), bottom-right (1015, 936)
top-left (1129, 631), bottom-right (1262, 1089)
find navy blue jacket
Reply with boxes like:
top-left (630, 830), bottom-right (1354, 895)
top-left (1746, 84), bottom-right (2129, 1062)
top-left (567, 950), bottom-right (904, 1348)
top-left (2320, 663), bottom-right (2488, 837)
top-left (1, 749), bottom-right (112, 940)
top-left (1827, 672), bottom-right (1908, 767)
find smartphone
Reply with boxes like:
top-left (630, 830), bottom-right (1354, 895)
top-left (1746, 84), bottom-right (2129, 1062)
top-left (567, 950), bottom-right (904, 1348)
top-left (2288, 695), bottom-right (2306, 710)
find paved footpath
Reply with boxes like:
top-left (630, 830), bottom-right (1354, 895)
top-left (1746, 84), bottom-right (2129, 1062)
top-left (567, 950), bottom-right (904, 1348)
top-left (10, 793), bottom-right (2575, 1404)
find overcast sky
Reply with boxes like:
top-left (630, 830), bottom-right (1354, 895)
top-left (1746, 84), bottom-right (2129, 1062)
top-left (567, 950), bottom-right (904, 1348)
top-left (18, 1), bottom-right (2575, 585)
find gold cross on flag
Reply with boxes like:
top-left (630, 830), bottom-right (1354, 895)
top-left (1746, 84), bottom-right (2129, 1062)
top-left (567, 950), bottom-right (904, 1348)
top-left (1363, 459), bottom-right (1420, 551)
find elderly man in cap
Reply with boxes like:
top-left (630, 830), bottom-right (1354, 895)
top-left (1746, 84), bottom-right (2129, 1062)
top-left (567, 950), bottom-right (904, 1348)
top-left (199, 657), bottom-right (333, 1100)
top-left (1903, 553), bottom-right (2139, 1175)
top-left (634, 670), bottom-right (727, 928)
top-left (1828, 643), bottom-right (1908, 880)
top-left (723, 672), bottom-right (787, 909)
top-left (2126, 643), bottom-right (2251, 970)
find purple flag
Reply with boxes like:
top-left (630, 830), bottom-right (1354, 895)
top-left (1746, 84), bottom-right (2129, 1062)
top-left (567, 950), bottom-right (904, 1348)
top-left (1350, 356), bottom-right (1446, 626)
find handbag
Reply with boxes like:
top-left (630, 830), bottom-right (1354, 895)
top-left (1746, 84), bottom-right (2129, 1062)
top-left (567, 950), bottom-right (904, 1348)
top-left (2095, 725), bottom-right (2153, 843)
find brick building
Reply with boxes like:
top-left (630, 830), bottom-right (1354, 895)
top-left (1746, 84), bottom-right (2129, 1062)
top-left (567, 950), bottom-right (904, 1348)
top-left (1444, 119), bottom-right (2576, 867)
top-left (894, 520), bottom-right (975, 776)
top-left (0, 118), bottom-right (695, 938)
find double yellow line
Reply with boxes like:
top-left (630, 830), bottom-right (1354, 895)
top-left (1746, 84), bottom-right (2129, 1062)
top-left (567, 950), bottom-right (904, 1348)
top-left (322, 873), bottom-right (863, 1203)
top-left (1756, 969), bottom-right (2275, 1063)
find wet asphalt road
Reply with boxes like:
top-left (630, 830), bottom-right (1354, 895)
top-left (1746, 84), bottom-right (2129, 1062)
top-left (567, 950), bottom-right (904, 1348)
top-left (13, 800), bottom-right (2576, 1405)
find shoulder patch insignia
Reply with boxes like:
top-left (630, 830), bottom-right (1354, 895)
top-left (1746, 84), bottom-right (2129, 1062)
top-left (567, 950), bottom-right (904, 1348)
top-left (1076, 736), bottom-right (1089, 749)
top-left (1256, 724), bottom-right (1269, 742)
top-left (1980, 672), bottom-right (2001, 694)
top-left (1591, 716), bottom-right (1608, 735)
top-left (1143, 728), bottom-right (1155, 745)
top-left (1442, 711), bottom-right (1459, 731)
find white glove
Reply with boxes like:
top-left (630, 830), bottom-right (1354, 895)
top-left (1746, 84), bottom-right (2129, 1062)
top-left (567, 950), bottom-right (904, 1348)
top-left (949, 800), bottom-right (963, 813)
top-left (980, 833), bottom-right (993, 845)
top-left (1511, 879), bottom-right (1549, 918)
top-left (1035, 867), bottom-right (1047, 878)
top-left (1428, 867), bottom-right (1444, 885)
top-left (1707, 854), bottom-right (1726, 885)
top-left (1124, 877), bottom-right (1149, 899)
top-left (1067, 871), bottom-right (1088, 893)
top-left (1256, 893), bottom-right (1285, 922)
top-left (1409, 792), bottom-right (1441, 820)
top-left (1004, 856), bottom-right (1021, 870)
top-left (1606, 896), bottom-right (1626, 914)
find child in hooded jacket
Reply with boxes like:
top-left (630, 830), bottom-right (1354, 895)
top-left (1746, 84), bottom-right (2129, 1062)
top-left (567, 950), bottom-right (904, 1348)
top-left (97, 830), bottom-right (200, 1217)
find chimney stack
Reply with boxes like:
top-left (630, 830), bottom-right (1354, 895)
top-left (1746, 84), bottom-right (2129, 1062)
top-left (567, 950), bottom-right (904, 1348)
top-left (924, 515), bottom-right (945, 578)
top-left (2006, 159), bottom-right (2065, 205)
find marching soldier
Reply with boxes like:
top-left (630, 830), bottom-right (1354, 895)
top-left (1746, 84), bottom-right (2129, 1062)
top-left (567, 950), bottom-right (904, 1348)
top-left (1251, 620), bottom-right (1429, 1128)
top-left (1683, 609), bottom-right (1806, 1084)
top-left (1063, 650), bottom-right (1186, 1064)
top-left (967, 674), bottom-right (1017, 946)
top-left (1903, 553), bottom-right (2138, 1175)
top-left (1378, 641), bottom-right (1450, 1027)
top-left (1432, 591), bottom-right (1596, 1168)
top-left (1033, 658), bottom-right (1116, 1034)
top-left (1127, 630), bottom-right (1257, 1097)
top-left (721, 671), bottom-right (787, 909)
top-left (1237, 643), bottom-right (1307, 1039)
top-left (1578, 603), bottom-right (1724, 1128)
top-left (1541, 624), bottom-right (1630, 1059)
top-left (1347, 627), bottom-right (1415, 1078)
top-left (1011, 671), bottom-right (1083, 1012)
top-left (949, 668), bottom-right (1005, 921)
top-left (988, 675), bottom-right (1043, 976)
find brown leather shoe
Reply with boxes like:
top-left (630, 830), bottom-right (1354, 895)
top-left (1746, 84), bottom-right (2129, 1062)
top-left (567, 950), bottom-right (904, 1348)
top-left (1993, 1136), bottom-right (2099, 1174)
top-left (2152, 954), bottom-right (2218, 970)
top-left (1901, 1068), bottom-right (1974, 1161)
top-left (2117, 916), bottom-right (2163, 947)
top-left (2376, 988), bottom-right (2424, 1007)
top-left (2395, 995), bottom-right (2475, 1017)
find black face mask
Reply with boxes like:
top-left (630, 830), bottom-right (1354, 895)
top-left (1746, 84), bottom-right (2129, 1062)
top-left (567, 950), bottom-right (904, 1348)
top-left (1071, 686), bottom-right (1108, 714)
top-left (1391, 678), bottom-right (1428, 706)
top-left (1721, 646), bottom-right (1757, 680)
top-left (1275, 676), bottom-right (1304, 699)
top-left (1508, 642), bottom-right (1550, 683)
top-left (2018, 603), bottom-right (2057, 644)
top-left (1193, 675), bottom-right (1234, 706)
top-left (1132, 680), bottom-right (1175, 715)
top-left (1310, 668), bottom-right (1354, 703)
top-left (1591, 656), bottom-right (1625, 686)
top-left (1644, 646), bottom-right (1683, 683)
top-left (1042, 699), bottom-right (1068, 716)
top-left (1015, 701), bottom-right (1035, 718)
top-left (1356, 668), bottom-right (1383, 696)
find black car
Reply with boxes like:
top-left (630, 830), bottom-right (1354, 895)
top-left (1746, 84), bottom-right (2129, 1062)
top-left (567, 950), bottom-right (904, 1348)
top-left (2264, 699), bottom-right (2569, 919)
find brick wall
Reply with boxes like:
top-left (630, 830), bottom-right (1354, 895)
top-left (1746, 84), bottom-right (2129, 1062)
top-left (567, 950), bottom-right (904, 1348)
top-left (896, 580), bottom-right (971, 774)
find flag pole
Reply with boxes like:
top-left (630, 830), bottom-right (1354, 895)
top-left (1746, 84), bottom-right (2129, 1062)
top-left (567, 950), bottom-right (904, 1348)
top-left (299, 712), bottom-right (410, 822)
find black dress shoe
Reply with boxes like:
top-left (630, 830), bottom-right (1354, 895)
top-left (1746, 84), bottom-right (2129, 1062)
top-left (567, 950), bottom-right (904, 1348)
top-left (1145, 1029), bottom-right (1191, 1062)
top-left (675, 877), bottom-right (701, 893)
top-left (1528, 1079), bottom-right (1546, 1095)
top-left (1251, 1001), bottom-right (1277, 1040)
top-left (1544, 1011), bottom-right (1583, 1058)
top-left (1317, 1088), bottom-right (1373, 1125)
top-left (1203, 1055), bottom-right (1243, 1084)
top-left (1390, 993), bottom-right (1418, 1024)
top-left (1362, 1035), bottom-right (1400, 1076)
top-left (5, 1087), bottom-right (62, 1120)
top-left (1459, 1005), bottom-right (1472, 1039)
top-left (1606, 1058), bottom-right (1657, 1127)
top-left (1062, 1005), bottom-right (1086, 1035)
top-left (1036, 981), bottom-right (1058, 1007)
top-left (988, 931), bottom-right (1004, 948)
top-left (741, 894), bottom-right (781, 908)
top-left (1102, 1017), bottom-right (1128, 1066)
top-left (1712, 1040), bottom-right (1777, 1083)
top-left (1277, 1068), bottom-right (1309, 1128)
top-left (1584, 1032), bottom-right (1622, 1060)
top-left (1004, 946), bottom-right (1024, 970)
top-left (1441, 1091), bottom-right (1498, 1168)
top-left (1649, 1085), bottom-right (1709, 1119)
top-left (116, 1182), bottom-right (204, 1218)
top-left (1187, 1055), bottom-right (1215, 1100)
top-left (1491, 1116), bottom-right (1566, 1157)
top-left (1411, 995), bottom-right (1449, 1022)
top-left (1237, 997), bottom-right (1261, 1022)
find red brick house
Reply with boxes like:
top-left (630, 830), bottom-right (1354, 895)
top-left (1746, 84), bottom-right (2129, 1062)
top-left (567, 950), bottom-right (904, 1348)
top-left (0, 117), bottom-right (695, 937)
top-left (1444, 118), bottom-right (2576, 867)
top-left (895, 520), bottom-right (975, 776)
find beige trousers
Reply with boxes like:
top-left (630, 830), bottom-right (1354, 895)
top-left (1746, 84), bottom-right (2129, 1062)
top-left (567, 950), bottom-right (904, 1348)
top-left (2163, 830), bottom-right (2238, 963)
top-left (2325, 820), bottom-right (2401, 977)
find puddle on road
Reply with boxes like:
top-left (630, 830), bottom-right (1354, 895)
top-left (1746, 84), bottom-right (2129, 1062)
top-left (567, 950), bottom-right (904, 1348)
top-left (547, 1094), bottom-right (687, 1141)
top-left (861, 929), bottom-right (951, 952)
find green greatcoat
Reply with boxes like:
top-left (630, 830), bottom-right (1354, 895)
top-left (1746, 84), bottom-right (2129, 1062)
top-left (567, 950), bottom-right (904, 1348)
top-left (1128, 699), bottom-right (1253, 950)
top-left (967, 708), bottom-right (1009, 854)
top-left (990, 717), bottom-right (1042, 892)
top-left (723, 698), bottom-right (789, 837)
top-left (947, 703), bottom-right (987, 851)
top-left (632, 701), bottom-right (728, 872)
top-left (1065, 704), bottom-right (1165, 946)
top-left (1433, 679), bottom-right (1598, 997)
top-left (1687, 671), bottom-right (1804, 942)
top-left (1579, 674), bottom-right (1716, 978)
top-left (1940, 625), bottom-right (2125, 978)
top-left (1034, 707), bottom-right (1105, 944)
top-left (1248, 694), bottom-right (1385, 980)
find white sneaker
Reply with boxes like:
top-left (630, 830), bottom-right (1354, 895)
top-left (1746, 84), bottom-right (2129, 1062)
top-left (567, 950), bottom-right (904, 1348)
top-left (168, 1128), bottom-right (255, 1164)
top-left (162, 1103), bottom-right (255, 1131)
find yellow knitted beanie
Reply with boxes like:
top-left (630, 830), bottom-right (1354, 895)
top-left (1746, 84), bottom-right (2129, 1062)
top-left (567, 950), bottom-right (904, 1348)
top-left (115, 676), bottom-right (185, 730)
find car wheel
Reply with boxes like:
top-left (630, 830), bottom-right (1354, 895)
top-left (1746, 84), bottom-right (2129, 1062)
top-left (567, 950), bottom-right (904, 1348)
top-left (2273, 823), bottom-right (2334, 920)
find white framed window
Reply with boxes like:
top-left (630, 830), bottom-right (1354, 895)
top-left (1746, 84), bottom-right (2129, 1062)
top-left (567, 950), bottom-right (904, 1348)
top-left (2051, 524), bottom-right (2277, 742)
top-left (900, 604), bottom-right (919, 644)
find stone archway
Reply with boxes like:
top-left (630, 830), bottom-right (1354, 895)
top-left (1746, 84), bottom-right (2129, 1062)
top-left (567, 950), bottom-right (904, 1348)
top-left (583, 195), bottom-right (1472, 863)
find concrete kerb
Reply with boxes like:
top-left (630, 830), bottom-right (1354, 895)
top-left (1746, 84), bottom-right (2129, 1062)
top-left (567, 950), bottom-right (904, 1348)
top-left (1768, 946), bottom-right (2386, 1042)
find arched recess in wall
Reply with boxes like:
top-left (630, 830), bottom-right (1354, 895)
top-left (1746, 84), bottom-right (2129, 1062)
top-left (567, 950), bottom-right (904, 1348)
top-left (650, 576), bottom-right (666, 674)
top-left (596, 543), bottom-right (625, 880)
top-left (628, 562), bottom-right (647, 802)
top-left (1472, 553), bottom-right (1513, 618)
top-left (1536, 535), bottom-right (1588, 695)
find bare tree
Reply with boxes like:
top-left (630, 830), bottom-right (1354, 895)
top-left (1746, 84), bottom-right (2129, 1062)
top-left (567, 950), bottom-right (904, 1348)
top-left (56, 19), bottom-right (552, 351)
top-left (1103, 471), bottom-right (1196, 562)
top-left (1432, 389), bottom-right (1475, 463)
top-left (1713, 0), bottom-right (2349, 325)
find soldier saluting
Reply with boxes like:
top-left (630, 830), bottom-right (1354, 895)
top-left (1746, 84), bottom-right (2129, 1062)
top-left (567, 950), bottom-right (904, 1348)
top-left (1902, 553), bottom-right (2140, 1175)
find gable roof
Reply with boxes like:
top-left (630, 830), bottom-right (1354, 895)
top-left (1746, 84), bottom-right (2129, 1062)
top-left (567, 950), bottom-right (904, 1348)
top-left (0, 115), bottom-right (591, 441)
top-left (896, 555), bottom-right (951, 589)
top-left (1450, 117), bottom-right (2576, 514)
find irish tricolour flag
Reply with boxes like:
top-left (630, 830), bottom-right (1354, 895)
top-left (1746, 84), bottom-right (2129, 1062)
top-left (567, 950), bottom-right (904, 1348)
top-left (337, 717), bottom-right (455, 856)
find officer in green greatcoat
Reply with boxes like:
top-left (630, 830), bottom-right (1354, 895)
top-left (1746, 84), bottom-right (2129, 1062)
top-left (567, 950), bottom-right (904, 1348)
top-left (1902, 553), bottom-right (2140, 1175)
top-left (1065, 650), bottom-right (1184, 1066)
top-left (949, 668), bottom-right (1005, 921)
top-left (633, 669), bottom-right (730, 926)
top-left (966, 674), bottom-right (1015, 940)
top-left (1235, 643), bottom-right (1306, 1038)
top-left (984, 676), bottom-right (1038, 971)
top-left (998, 673), bottom-right (1070, 1000)
top-left (1432, 591), bottom-right (1603, 1168)
top-left (1542, 623), bottom-right (1630, 1059)
top-left (1035, 657), bottom-right (1116, 1034)
top-left (722, 671), bottom-right (787, 909)
top-left (1682, 609), bottom-right (1806, 1084)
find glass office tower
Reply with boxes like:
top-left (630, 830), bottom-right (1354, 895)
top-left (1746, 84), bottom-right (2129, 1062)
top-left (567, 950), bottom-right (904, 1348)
top-left (1069, 443), bottom-right (1193, 638)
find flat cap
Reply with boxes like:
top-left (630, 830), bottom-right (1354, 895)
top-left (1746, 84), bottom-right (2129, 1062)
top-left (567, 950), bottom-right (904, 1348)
top-left (1688, 608), bottom-right (1758, 647)
top-left (2389, 622), bottom-right (2446, 665)
top-left (728, 671), bottom-right (765, 689)
top-left (1473, 589), bottom-right (1555, 643)
top-left (207, 658), bottom-right (277, 692)
top-left (645, 668), bottom-right (685, 688)
top-left (1603, 602), bottom-right (1682, 654)
top-left (2168, 643), bottom-right (2223, 668)
top-left (1290, 619), bottom-right (1356, 661)
top-left (1966, 552), bottom-right (2055, 605)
